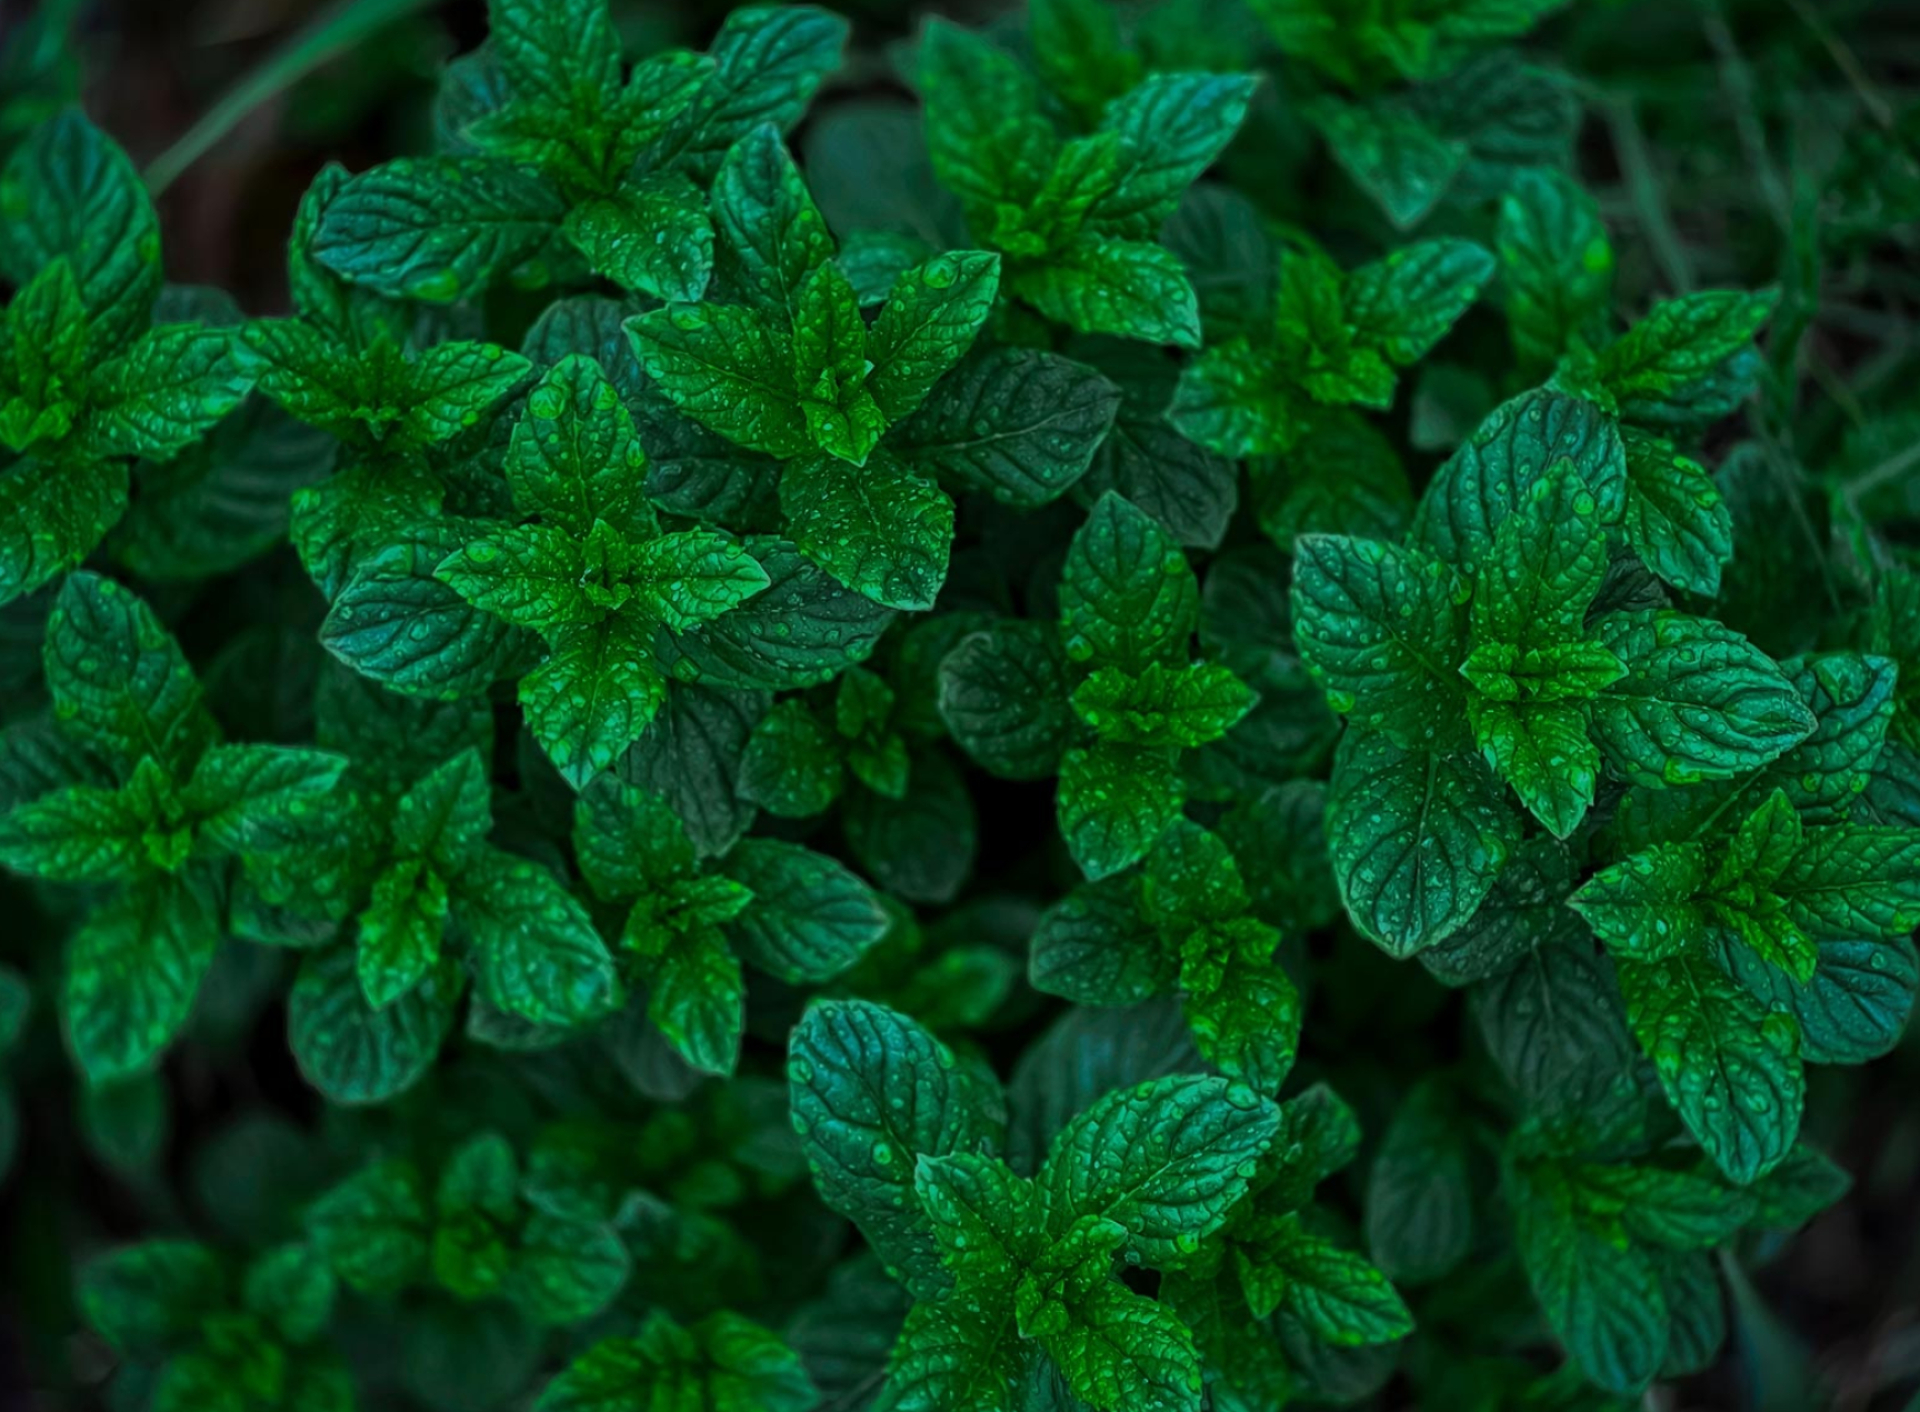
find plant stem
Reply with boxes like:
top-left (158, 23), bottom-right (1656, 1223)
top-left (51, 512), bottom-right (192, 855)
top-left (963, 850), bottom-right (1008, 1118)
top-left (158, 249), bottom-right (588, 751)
top-left (144, 0), bottom-right (438, 197)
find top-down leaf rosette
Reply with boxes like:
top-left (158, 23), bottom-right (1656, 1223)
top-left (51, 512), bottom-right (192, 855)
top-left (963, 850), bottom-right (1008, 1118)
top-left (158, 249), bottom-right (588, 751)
top-left (1294, 384), bottom-right (1817, 960)
top-left (787, 999), bottom-right (1409, 1412)
top-left (80, 1238), bottom-right (352, 1412)
top-left (0, 111), bottom-right (257, 606)
top-left (430, 352), bottom-right (773, 787)
top-left (915, 16), bottom-right (1259, 349)
top-left (939, 491), bottom-right (1261, 880)
top-left (0, 573), bottom-right (347, 1084)
top-left (1171, 236), bottom-right (1495, 460)
top-left (307, 0), bottom-right (849, 308)
top-left (1249, 0), bottom-right (1578, 228)
top-left (627, 122), bottom-right (1002, 612)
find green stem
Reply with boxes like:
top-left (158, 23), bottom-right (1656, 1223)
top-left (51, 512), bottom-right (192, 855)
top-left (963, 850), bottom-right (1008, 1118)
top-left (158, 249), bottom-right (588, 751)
top-left (144, 0), bottom-right (439, 197)
top-left (1602, 96), bottom-right (1693, 295)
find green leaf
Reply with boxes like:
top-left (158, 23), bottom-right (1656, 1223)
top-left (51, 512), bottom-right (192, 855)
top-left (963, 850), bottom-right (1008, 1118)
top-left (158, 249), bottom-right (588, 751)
top-left (1031, 874), bottom-right (1169, 1006)
top-left (1590, 611), bottom-right (1815, 788)
top-left (505, 353), bottom-right (652, 537)
top-left (864, 252), bottom-right (1001, 425)
top-left (568, 172), bottom-right (714, 304)
top-left (1038, 1275), bottom-right (1201, 1412)
top-left (1325, 731), bottom-right (1521, 958)
top-left (654, 5), bottom-right (849, 180)
top-left (779, 448), bottom-right (953, 612)
top-left (512, 1212), bottom-right (630, 1326)
top-left (1070, 661), bottom-right (1258, 749)
top-left (306, 1158), bottom-right (429, 1294)
top-left (243, 1242), bottom-right (337, 1344)
top-left (1365, 1082), bottom-right (1474, 1284)
top-left (1343, 239), bottom-right (1494, 367)
top-left (0, 779), bottom-right (152, 882)
top-left (519, 616), bottom-right (665, 789)
top-left (915, 1150), bottom-right (1035, 1292)
top-left (938, 621), bottom-right (1075, 780)
top-left (1091, 73), bottom-right (1260, 236)
top-left (312, 157), bottom-right (567, 303)
top-left (1015, 236), bottom-right (1203, 349)
top-left (1181, 928), bottom-right (1301, 1094)
top-left (645, 927), bottom-right (745, 1078)
top-left (1472, 457), bottom-right (1611, 651)
top-left (323, 526), bottom-right (532, 700)
top-left (1234, 1213), bottom-right (1413, 1345)
top-left (80, 325), bottom-right (254, 461)
top-left (78, 1241), bottom-right (226, 1354)
top-left (1723, 937), bottom-right (1918, 1066)
top-left (1515, 1169), bottom-right (1667, 1394)
top-left (289, 947), bottom-right (460, 1105)
top-left (1060, 493), bottom-right (1199, 672)
top-left (896, 346), bottom-right (1120, 510)
top-left (1616, 951), bottom-right (1803, 1185)
top-left (1058, 740), bottom-right (1183, 881)
top-left (721, 839), bottom-right (888, 983)
top-left (461, 852), bottom-right (619, 1027)
top-left (0, 457), bottom-right (129, 608)
top-left (1039, 1073), bottom-right (1279, 1266)
top-left (789, 998), bottom-right (1002, 1298)
top-left (1573, 1163), bottom-right (1755, 1251)
top-left (1470, 697), bottom-right (1600, 839)
top-left (1570, 843), bottom-right (1715, 963)
top-left (1496, 168), bottom-right (1613, 371)
top-left (1620, 430), bottom-right (1734, 597)
top-left (737, 701), bottom-right (843, 817)
top-left (1290, 533), bottom-right (1468, 744)
top-left (627, 302), bottom-right (811, 459)
top-left (713, 121), bottom-right (835, 315)
top-left (65, 875), bottom-right (220, 1082)
top-left (537, 1312), bottom-right (817, 1412)
top-left (1080, 343), bottom-right (1237, 549)
top-left (1303, 95), bottom-right (1467, 230)
top-left (1412, 389), bottom-right (1626, 576)
top-left (651, 536), bottom-right (894, 692)
top-left (357, 860), bottom-right (450, 1010)
top-left (617, 683), bottom-right (767, 857)
top-left (0, 110), bottom-right (162, 355)
top-left (1597, 287), bottom-right (1779, 406)
top-left (918, 18), bottom-right (1055, 215)
top-left (44, 572), bottom-right (216, 779)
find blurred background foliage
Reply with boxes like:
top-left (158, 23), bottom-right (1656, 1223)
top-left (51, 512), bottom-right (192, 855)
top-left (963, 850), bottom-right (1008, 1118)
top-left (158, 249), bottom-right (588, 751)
top-left (0, 0), bottom-right (1916, 1407)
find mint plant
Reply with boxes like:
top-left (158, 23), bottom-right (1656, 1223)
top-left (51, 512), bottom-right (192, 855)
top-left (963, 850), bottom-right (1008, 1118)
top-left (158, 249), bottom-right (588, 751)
top-left (2, 0), bottom-right (1916, 1406)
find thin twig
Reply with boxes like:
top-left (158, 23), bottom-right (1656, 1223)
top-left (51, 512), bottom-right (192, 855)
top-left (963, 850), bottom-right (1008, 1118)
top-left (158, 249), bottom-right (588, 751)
top-left (1783, 0), bottom-right (1895, 130)
top-left (1601, 96), bottom-right (1694, 294)
top-left (145, 0), bottom-right (438, 196)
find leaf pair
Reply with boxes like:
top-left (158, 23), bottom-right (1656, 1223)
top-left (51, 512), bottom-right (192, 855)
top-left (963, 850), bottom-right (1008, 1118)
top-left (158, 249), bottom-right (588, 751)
top-left (1575, 787), bottom-right (1920, 1182)
top-left (1511, 1143), bottom-right (1846, 1392)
